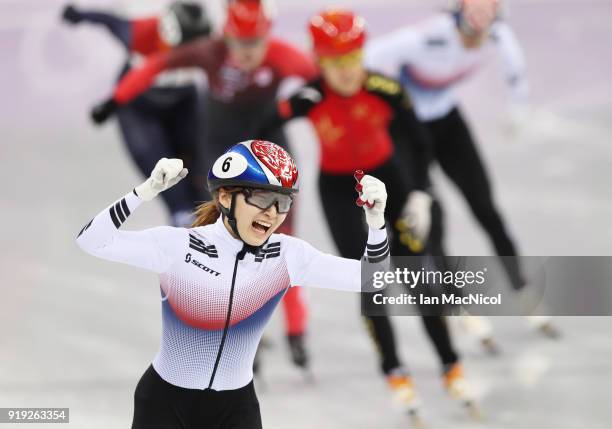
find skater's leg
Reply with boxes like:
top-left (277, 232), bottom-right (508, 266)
top-left (218, 382), bottom-right (263, 429)
top-left (362, 315), bottom-right (403, 373)
top-left (283, 286), bottom-right (309, 369)
top-left (419, 316), bottom-right (458, 366)
top-left (422, 200), bottom-right (480, 407)
top-left (131, 366), bottom-right (188, 429)
top-left (379, 162), bottom-right (462, 370)
top-left (117, 104), bottom-right (194, 226)
top-left (429, 108), bottom-right (525, 289)
top-left (166, 87), bottom-right (208, 223)
top-left (168, 87), bottom-right (203, 194)
top-left (276, 208), bottom-right (302, 332)
top-left (427, 193), bottom-right (501, 355)
top-left (183, 381), bottom-right (263, 429)
top-left (282, 286), bottom-right (307, 336)
top-left (318, 171), bottom-right (404, 374)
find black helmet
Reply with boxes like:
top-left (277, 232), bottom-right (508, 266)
top-left (159, 1), bottom-right (212, 47)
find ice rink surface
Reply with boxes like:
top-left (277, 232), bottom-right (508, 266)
top-left (1, 0), bottom-right (611, 427)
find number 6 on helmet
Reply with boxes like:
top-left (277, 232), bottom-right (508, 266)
top-left (208, 140), bottom-right (299, 194)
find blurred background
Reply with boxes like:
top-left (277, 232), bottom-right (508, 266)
top-left (1, 0), bottom-right (611, 427)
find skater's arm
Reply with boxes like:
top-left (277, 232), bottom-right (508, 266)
top-left (113, 38), bottom-right (211, 104)
top-left (76, 191), bottom-right (186, 273)
top-left (254, 80), bottom-right (322, 139)
top-left (284, 227), bottom-right (389, 292)
top-left (130, 17), bottom-right (164, 55)
top-left (76, 158), bottom-right (189, 273)
top-left (491, 22), bottom-right (529, 102)
top-left (61, 5), bottom-right (131, 49)
top-left (365, 27), bottom-right (421, 76)
top-left (285, 175), bottom-right (389, 292)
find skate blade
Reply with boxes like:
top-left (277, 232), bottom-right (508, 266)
top-left (539, 324), bottom-right (561, 340)
top-left (463, 400), bottom-right (482, 421)
top-left (481, 338), bottom-right (501, 356)
top-left (407, 409), bottom-right (424, 429)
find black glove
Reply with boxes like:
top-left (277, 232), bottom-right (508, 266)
top-left (62, 4), bottom-right (82, 24)
top-left (90, 99), bottom-right (118, 125)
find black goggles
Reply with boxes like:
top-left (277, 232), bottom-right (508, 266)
top-left (241, 188), bottom-right (294, 214)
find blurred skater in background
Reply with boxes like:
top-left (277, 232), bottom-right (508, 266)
top-left (366, 0), bottom-right (559, 351)
top-left (62, 1), bottom-right (211, 227)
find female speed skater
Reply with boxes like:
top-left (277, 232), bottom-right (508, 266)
top-left (76, 140), bottom-right (389, 428)
top-left (365, 0), bottom-right (559, 349)
top-left (254, 9), bottom-right (480, 422)
top-left (84, 0), bottom-right (318, 370)
top-left (61, 1), bottom-right (211, 227)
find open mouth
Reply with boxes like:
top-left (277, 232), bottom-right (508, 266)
top-left (251, 220), bottom-right (272, 235)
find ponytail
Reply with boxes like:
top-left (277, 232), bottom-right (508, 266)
top-left (191, 200), bottom-right (221, 227)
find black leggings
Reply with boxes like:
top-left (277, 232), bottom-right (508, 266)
top-left (425, 107), bottom-right (524, 289)
top-left (117, 86), bottom-right (203, 224)
top-left (318, 158), bottom-right (458, 374)
top-left (132, 365), bottom-right (262, 429)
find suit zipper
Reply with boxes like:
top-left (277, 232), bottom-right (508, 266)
top-left (208, 249), bottom-right (245, 389)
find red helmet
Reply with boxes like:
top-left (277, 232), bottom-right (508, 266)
top-left (309, 9), bottom-right (366, 57)
top-left (224, 0), bottom-right (271, 39)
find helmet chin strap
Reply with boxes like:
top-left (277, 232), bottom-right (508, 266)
top-left (219, 193), bottom-right (241, 238)
top-left (219, 193), bottom-right (268, 256)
